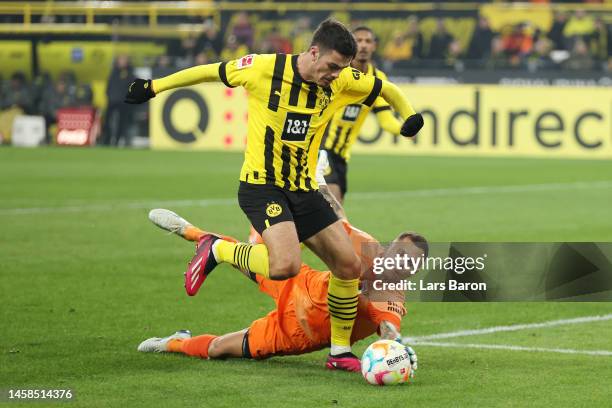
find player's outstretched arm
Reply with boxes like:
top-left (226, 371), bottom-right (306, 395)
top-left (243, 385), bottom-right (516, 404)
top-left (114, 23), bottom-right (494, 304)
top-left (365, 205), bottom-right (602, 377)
top-left (380, 81), bottom-right (424, 137)
top-left (376, 107), bottom-right (403, 135)
top-left (125, 63), bottom-right (225, 104)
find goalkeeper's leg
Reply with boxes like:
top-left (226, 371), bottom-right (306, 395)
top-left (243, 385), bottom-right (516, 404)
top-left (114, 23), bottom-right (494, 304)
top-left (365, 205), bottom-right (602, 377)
top-left (139, 329), bottom-right (249, 359)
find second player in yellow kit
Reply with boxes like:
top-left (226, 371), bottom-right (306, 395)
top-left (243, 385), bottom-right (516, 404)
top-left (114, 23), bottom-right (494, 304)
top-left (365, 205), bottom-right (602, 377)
top-left (323, 27), bottom-right (404, 202)
top-left (125, 19), bottom-right (423, 372)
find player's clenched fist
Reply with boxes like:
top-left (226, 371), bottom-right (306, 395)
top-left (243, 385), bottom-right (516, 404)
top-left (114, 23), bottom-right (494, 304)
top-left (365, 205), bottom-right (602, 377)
top-left (400, 113), bottom-right (424, 137)
top-left (124, 78), bottom-right (155, 104)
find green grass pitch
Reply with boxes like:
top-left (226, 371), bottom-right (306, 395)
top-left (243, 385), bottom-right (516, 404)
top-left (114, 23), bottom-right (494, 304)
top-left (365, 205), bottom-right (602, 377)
top-left (1, 147), bottom-right (611, 407)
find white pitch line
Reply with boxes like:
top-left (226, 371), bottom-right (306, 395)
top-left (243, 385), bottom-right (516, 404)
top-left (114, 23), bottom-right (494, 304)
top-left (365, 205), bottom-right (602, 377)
top-left (403, 313), bottom-right (612, 343)
top-left (410, 341), bottom-right (612, 356)
top-left (2, 180), bottom-right (611, 216)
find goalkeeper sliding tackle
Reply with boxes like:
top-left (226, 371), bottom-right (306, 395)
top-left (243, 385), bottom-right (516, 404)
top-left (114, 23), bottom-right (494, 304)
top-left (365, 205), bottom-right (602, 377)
top-left (138, 165), bottom-right (426, 371)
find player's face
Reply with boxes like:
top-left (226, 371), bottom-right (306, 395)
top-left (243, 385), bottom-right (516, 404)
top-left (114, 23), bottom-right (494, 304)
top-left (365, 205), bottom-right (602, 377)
top-left (354, 30), bottom-right (376, 63)
top-left (310, 47), bottom-right (352, 87)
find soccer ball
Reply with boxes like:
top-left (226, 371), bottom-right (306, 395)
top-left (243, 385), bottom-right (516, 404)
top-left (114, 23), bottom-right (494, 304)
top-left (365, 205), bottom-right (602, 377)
top-left (361, 339), bottom-right (411, 386)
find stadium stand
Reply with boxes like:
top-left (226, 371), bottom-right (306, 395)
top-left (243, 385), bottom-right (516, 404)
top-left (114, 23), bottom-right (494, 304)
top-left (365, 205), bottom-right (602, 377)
top-left (0, 1), bottom-right (610, 145)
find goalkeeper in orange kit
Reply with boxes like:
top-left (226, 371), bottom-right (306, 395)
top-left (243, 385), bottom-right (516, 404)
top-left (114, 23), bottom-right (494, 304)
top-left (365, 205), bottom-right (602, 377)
top-left (138, 157), bottom-right (425, 372)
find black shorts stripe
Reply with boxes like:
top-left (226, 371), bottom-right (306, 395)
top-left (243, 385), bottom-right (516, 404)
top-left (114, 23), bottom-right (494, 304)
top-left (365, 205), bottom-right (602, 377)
top-left (218, 62), bottom-right (235, 88)
top-left (242, 330), bottom-right (252, 359)
top-left (306, 83), bottom-right (318, 109)
top-left (294, 147), bottom-right (304, 190)
top-left (280, 145), bottom-right (292, 190)
top-left (264, 126), bottom-right (276, 184)
top-left (363, 77), bottom-right (383, 107)
top-left (372, 105), bottom-right (391, 113)
top-left (268, 54), bottom-right (287, 112)
top-left (289, 56), bottom-right (303, 107)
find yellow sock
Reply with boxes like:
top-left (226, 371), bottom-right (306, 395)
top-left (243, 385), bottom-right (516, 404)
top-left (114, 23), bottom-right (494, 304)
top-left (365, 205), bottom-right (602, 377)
top-left (328, 275), bottom-right (359, 350)
top-left (214, 240), bottom-right (270, 278)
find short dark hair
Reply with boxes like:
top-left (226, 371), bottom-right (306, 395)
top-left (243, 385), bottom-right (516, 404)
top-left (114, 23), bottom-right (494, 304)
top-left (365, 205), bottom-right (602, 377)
top-left (311, 18), bottom-right (357, 58)
top-left (352, 26), bottom-right (377, 42)
top-left (398, 231), bottom-right (429, 258)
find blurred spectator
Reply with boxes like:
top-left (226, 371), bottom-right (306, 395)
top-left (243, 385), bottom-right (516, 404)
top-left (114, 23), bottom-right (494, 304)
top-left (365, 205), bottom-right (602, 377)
top-left (220, 34), bottom-right (250, 61)
top-left (102, 55), bottom-right (134, 146)
top-left (0, 72), bottom-right (32, 112)
top-left (176, 34), bottom-right (199, 68)
top-left (196, 21), bottom-right (223, 61)
top-left (382, 31), bottom-right (412, 70)
top-left (589, 18), bottom-right (609, 63)
top-left (527, 38), bottom-right (558, 72)
top-left (548, 11), bottom-right (568, 50)
top-left (501, 23), bottom-right (534, 66)
top-left (260, 28), bottom-right (292, 54)
top-left (195, 52), bottom-right (210, 66)
top-left (427, 19), bottom-right (454, 62)
top-left (487, 36), bottom-right (512, 70)
top-left (0, 72), bottom-right (32, 144)
top-left (563, 38), bottom-right (594, 71)
top-left (75, 84), bottom-right (93, 106)
top-left (563, 9), bottom-right (595, 46)
top-left (447, 40), bottom-right (464, 70)
top-left (405, 17), bottom-right (424, 60)
top-left (467, 16), bottom-right (494, 64)
top-left (39, 73), bottom-right (77, 143)
top-left (232, 12), bottom-right (254, 49)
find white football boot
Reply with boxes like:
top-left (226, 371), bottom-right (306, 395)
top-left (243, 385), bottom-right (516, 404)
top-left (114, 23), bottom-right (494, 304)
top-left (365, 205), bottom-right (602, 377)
top-left (148, 209), bottom-right (192, 238)
top-left (137, 330), bottom-right (192, 353)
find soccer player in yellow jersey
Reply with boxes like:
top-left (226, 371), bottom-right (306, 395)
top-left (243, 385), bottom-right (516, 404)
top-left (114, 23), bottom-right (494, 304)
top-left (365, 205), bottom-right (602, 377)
top-left (125, 19), bottom-right (424, 372)
top-left (323, 27), bottom-right (404, 203)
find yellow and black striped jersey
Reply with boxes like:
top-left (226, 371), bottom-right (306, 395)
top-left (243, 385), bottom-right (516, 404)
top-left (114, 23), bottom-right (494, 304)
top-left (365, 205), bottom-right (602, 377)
top-left (323, 64), bottom-right (392, 161)
top-left (220, 53), bottom-right (383, 192)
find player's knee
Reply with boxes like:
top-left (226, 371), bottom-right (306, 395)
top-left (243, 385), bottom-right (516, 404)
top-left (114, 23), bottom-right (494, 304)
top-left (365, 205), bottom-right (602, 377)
top-left (268, 256), bottom-right (300, 280)
top-left (207, 337), bottom-right (223, 359)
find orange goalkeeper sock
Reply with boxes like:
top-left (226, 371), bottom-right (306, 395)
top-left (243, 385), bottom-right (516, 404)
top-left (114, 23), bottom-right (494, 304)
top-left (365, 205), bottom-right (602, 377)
top-left (184, 226), bottom-right (205, 242)
top-left (183, 226), bottom-right (239, 243)
top-left (168, 334), bottom-right (218, 359)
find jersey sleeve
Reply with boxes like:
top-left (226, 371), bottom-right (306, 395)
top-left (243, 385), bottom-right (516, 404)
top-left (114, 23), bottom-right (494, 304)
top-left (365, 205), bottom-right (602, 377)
top-left (372, 95), bottom-right (391, 113)
top-left (371, 69), bottom-right (391, 113)
top-left (218, 54), bottom-right (260, 89)
top-left (332, 67), bottom-right (383, 107)
top-left (366, 301), bottom-right (406, 333)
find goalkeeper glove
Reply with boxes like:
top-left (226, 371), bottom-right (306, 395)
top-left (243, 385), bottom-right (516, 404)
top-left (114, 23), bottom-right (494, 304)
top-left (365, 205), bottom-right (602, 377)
top-left (400, 113), bottom-right (424, 137)
top-left (380, 321), bottom-right (418, 377)
top-left (124, 78), bottom-right (155, 104)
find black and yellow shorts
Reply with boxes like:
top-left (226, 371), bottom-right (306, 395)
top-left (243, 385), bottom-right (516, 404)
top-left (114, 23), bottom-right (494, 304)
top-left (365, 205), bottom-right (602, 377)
top-left (238, 182), bottom-right (338, 242)
top-left (323, 150), bottom-right (348, 196)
